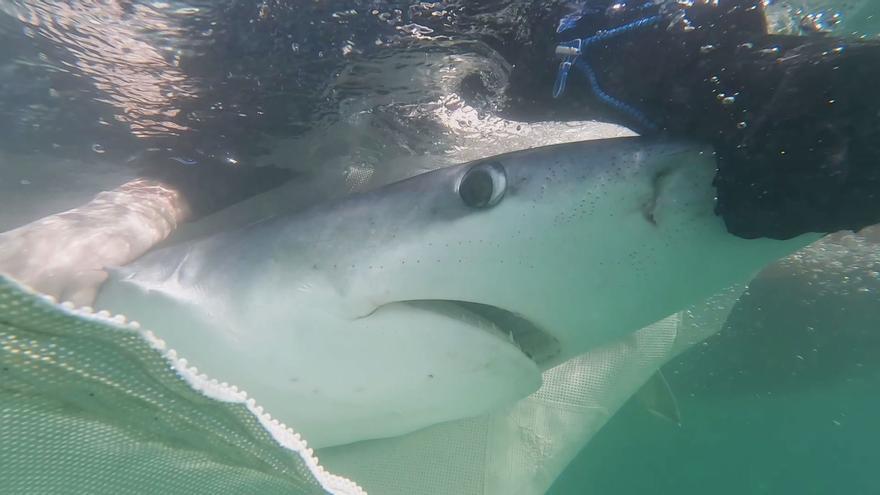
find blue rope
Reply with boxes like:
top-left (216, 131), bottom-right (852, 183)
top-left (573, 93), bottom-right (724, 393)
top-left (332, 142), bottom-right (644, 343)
top-left (553, 14), bottom-right (662, 130)
top-left (572, 58), bottom-right (657, 131)
top-left (583, 14), bottom-right (662, 46)
top-left (557, 2), bottom-right (656, 34)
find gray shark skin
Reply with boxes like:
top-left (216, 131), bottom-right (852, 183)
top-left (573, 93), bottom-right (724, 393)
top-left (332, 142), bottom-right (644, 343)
top-left (95, 137), bottom-right (819, 447)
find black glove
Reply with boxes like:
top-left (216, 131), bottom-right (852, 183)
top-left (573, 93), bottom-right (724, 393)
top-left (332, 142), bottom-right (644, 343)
top-left (550, 0), bottom-right (880, 239)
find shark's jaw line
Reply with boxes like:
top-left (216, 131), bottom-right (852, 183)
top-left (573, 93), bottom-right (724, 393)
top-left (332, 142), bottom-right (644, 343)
top-left (388, 300), bottom-right (562, 366)
top-left (95, 137), bottom-right (819, 448)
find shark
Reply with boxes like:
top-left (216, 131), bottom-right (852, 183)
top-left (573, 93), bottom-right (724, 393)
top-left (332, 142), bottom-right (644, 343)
top-left (94, 137), bottom-right (820, 448)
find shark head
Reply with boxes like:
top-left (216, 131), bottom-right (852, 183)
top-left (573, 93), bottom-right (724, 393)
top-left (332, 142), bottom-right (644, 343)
top-left (98, 137), bottom-right (817, 447)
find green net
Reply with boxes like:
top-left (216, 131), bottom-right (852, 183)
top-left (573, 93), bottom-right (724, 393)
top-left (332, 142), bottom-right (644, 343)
top-left (0, 275), bottom-right (363, 495)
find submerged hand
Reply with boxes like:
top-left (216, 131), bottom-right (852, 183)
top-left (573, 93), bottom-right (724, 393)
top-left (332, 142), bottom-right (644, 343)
top-left (0, 179), bottom-right (189, 306)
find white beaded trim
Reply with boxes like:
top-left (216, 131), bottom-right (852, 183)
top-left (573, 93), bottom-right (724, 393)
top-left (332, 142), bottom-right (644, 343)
top-left (12, 279), bottom-right (367, 495)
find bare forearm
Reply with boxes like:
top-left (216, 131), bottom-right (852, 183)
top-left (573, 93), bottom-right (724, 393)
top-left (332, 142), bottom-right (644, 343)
top-left (0, 178), bottom-right (191, 305)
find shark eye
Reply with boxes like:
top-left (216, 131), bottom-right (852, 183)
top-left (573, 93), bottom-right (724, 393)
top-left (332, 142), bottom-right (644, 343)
top-left (458, 161), bottom-right (507, 208)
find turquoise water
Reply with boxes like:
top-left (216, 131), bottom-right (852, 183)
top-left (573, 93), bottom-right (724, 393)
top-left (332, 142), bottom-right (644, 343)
top-left (551, 374), bottom-right (880, 494)
top-left (551, 241), bottom-right (880, 494)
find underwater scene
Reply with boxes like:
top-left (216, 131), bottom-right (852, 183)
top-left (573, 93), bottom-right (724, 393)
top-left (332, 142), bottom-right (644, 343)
top-left (1, 1), bottom-right (879, 494)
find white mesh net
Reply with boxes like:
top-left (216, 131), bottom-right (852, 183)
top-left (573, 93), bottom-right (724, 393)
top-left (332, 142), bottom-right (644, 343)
top-left (0, 275), bottom-right (364, 495)
top-left (1, 273), bottom-right (744, 494)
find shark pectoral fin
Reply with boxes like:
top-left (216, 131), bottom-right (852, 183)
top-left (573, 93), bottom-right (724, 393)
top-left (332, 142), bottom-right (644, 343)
top-left (635, 370), bottom-right (681, 425)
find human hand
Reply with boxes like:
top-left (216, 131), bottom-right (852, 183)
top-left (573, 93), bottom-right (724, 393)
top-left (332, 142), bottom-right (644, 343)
top-left (0, 179), bottom-right (189, 306)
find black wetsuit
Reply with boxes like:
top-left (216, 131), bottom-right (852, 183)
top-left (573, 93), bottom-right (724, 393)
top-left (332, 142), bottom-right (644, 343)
top-left (485, 0), bottom-right (880, 240)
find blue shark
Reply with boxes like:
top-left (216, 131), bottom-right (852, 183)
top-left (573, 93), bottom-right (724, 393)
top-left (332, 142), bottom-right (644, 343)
top-left (95, 137), bottom-right (818, 447)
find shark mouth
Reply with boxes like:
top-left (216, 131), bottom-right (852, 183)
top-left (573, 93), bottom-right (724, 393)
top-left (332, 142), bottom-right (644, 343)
top-left (398, 300), bottom-right (561, 366)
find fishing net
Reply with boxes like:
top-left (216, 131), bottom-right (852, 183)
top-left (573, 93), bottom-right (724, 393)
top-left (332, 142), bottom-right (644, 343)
top-left (0, 273), bottom-right (744, 494)
top-left (0, 275), bottom-right (363, 495)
